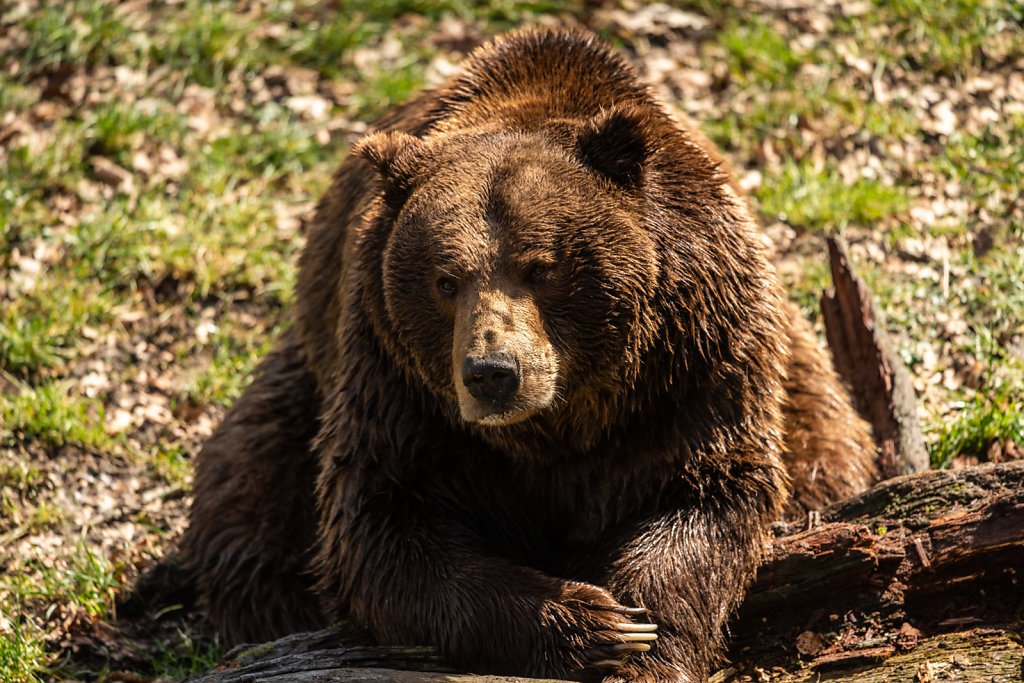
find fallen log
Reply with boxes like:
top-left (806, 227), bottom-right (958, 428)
top-left (727, 460), bottom-right (1024, 679)
top-left (714, 630), bottom-right (1023, 683)
top-left (182, 462), bottom-right (1024, 683)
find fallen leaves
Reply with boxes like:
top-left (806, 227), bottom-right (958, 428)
top-left (91, 155), bottom-right (137, 195)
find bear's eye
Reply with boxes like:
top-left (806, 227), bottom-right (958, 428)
top-left (525, 263), bottom-right (551, 285)
top-left (437, 276), bottom-right (458, 298)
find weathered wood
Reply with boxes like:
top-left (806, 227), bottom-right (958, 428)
top-left (183, 463), bottom-right (1024, 683)
top-left (221, 630), bottom-right (449, 672)
top-left (186, 635), bottom-right (564, 683)
top-left (821, 236), bottom-right (929, 478)
top-left (183, 628), bottom-right (453, 683)
top-left (253, 670), bottom-right (566, 683)
top-left (716, 631), bottom-right (1023, 683)
top-left (727, 461), bottom-right (1024, 677)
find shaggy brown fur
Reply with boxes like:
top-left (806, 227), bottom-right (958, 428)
top-left (780, 303), bottom-right (877, 516)
top-left (182, 29), bottom-right (876, 682)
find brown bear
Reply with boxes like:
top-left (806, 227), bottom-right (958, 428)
top-left (181, 28), bottom-right (877, 682)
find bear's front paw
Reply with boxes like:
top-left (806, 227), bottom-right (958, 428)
top-left (549, 582), bottom-right (658, 677)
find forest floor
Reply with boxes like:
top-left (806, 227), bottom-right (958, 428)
top-left (1, 0), bottom-right (1022, 681)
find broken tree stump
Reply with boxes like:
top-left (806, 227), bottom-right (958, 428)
top-left (821, 236), bottom-right (929, 478)
top-left (183, 462), bottom-right (1024, 683)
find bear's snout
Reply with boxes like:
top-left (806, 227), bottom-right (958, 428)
top-left (463, 353), bottom-right (521, 407)
top-left (452, 287), bottom-right (558, 426)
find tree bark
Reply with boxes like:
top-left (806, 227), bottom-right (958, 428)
top-left (714, 630), bottom-right (1022, 683)
top-left (183, 462), bottom-right (1024, 683)
top-left (821, 236), bottom-right (929, 478)
top-left (727, 461), bottom-right (1024, 679)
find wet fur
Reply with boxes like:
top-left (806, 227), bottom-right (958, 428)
top-left (183, 29), bottom-right (876, 682)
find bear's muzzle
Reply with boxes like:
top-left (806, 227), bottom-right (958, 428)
top-left (453, 286), bottom-right (558, 426)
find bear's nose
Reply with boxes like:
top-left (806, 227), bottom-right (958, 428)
top-left (463, 354), bottom-right (520, 405)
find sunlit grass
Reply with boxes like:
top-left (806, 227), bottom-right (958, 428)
top-left (758, 159), bottom-right (909, 232)
top-left (930, 382), bottom-right (1024, 468)
top-left (0, 608), bottom-right (47, 683)
top-left (0, 380), bottom-right (112, 450)
top-left (0, 542), bottom-right (125, 682)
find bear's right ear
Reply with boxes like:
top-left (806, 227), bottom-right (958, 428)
top-left (575, 105), bottom-right (652, 186)
top-left (351, 131), bottom-right (426, 196)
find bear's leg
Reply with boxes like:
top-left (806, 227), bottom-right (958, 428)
top-left (181, 328), bottom-right (325, 644)
top-left (780, 302), bottom-right (878, 517)
top-left (314, 483), bottom-right (658, 681)
top-left (600, 468), bottom-right (784, 683)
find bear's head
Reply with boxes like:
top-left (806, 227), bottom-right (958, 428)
top-left (352, 105), bottom-right (777, 453)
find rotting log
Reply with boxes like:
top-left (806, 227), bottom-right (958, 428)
top-left (714, 631), bottom-right (1023, 683)
top-left (821, 236), bottom-right (929, 478)
top-left (182, 462), bottom-right (1024, 683)
top-left (184, 632), bottom-right (554, 683)
top-left (726, 460), bottom-right (1024, 679)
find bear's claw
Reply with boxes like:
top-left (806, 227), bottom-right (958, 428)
top-left (594, 659), bottom-right (625, 668)
top-left (581, 613), bottom-right (658, 673)
top-left (610, 605), bottom-right (649, 615)
top-left (619, 632), bottom-right (658, 643)
top-left (614, 642), bottom-right (652, 653)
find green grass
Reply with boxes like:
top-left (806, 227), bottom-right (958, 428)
top-left (143, 628), bottom-right (223, 681)
top-left (757, 159), bottom-right (909, 232)
top-left (930, 383), bottom-right (1024, 468)
top-left (1, 380), bottom-right (112, 451)
top-left (721, 17), bottom-right (804, 88)
top-left (59, 544), bottom-right (124, 617)
top-left (0, 608), bottom-right (47, 683)
top-left (149, 443), bottom-right (193, 489)
top-left (179, 320), bottom-right (282, 408)
top-left (865, 0), bottom-right (1024, 73)
top-left (0, 542), bottom-right (125, 682)
top-left (15, 0), bottom-right (141, 73)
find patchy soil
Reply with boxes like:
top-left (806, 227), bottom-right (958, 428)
top-left (1, 0), bottom-right (1021, 681)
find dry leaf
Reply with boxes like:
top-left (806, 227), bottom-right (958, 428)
top-left (795, 630), bottom-right (825, 656)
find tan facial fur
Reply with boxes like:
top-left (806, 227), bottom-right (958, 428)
top-left (452, 279), bottom-right (558, 426)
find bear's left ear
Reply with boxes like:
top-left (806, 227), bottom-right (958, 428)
top-left (575, 105), bottom-right (651, 186)
top-left (352, 130), bottom-right (426, 196)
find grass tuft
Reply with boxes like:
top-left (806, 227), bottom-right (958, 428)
top-left (1, 381), bottom-right (112, 451)
top-left (930, 383), bottom-right (1024, 468)
top-left (0, 607), bottom-right (47, 683)
top-left (0, 541), bottom-right (126, 682)
top-left (144, 626), bottom-right (223, 680)
top-left (758, 159), bottom-right (909, 233)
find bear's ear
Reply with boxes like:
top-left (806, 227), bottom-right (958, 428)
top-left (575, 105), bottom-right (651, 186)
top-left (351, 130), bottom-right (426, 195)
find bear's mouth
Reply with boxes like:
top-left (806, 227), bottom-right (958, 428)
top-left (459, 396), bottom-right (539, 427)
